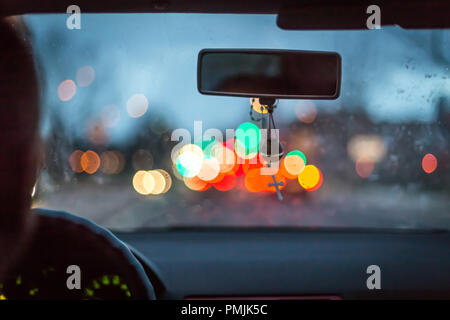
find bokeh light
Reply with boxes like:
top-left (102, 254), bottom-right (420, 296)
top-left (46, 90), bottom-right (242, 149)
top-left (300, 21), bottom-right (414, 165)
top-left (213, 173), bottom-right (237, 191)
top-left (197, 156), bottom-right (220, 181)
top-left (298, 165), bottom-right (323, 191)
top-left (211, 143), bottom-right (236, 174)
top-left (244, 168), bottom-right (266, 192)
top-left (156, 169), bottom-right (172, 194)
top-left (245, 168), bottom-right (286, 193)
top-left (184, 176), bottom-right (210, 191)
top-left (266, 172), bottom-right (287, 193)
top-left (295, 101), bottom-right (317, 123)
top-left (171, 163), bottom-right (184, 181)
top-left (100, 151), bottom-right (125, 174)
top-left (179, 143), bottom-right (204, 158)
top-left (126, 93), bottom-right (148, 118)
top-left (348, 135), bottom-right (386, 163)
top-left (207, 172), bottom-right (225, 184)
top-left (132, 149), bottom-right (154, 171)
top-left (355, 157), bottom-right (374, 178)
top-left (176, 147), bottom-right (203, 178)
top-left (76, 65), bottom-right (95, 87)
top-left (148, 170), bottom-right (166, 194)
top-left (286, 150), bottom-right (307, 165)
top-left (69, 150), bottom-right (84, 173)
top-left (422, 153), bottom-right (437, 174)
top-left (280, 154), bottom-right (305, 179)
top-left (87, 123), bottom-right (108, 146)
top-left (241, 153), bottom-right (264, 174)
top-left (58, 80), bottom-right (76, 101)
top-left (235, 122), bottom-right (260, 157)
top-left (133, 170), bottom-right (154, 195)
top-left (80, 150), bottom-right (101, 174)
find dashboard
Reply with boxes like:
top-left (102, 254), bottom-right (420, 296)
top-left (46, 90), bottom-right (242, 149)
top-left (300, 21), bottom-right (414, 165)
top-left (116, 228), bottom-right (450, 299)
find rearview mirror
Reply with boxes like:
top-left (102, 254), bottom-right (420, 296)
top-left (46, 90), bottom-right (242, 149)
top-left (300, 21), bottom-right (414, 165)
top-left (197, 49), bottom-right (341, 99)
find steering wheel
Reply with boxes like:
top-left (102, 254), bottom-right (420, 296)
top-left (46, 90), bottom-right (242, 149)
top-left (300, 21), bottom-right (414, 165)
top-left (0, 209), bottom-right (155, 300)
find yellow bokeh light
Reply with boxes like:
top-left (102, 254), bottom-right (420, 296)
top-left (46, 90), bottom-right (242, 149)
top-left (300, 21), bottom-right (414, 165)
top-left (133, 170), bottom-right (155, 195)
top-left (298, 165), bottom-right (321, 190)
top-left (156, 169), bottom-right (172, 194)
top-left (133, 169), bottom-right (172, 195)
top-left (148, 170), bottom-right (166, 195)
top-left (143, 171), bottom-right (156, 194)
top-left (347, 134), bottom-right (386, 163)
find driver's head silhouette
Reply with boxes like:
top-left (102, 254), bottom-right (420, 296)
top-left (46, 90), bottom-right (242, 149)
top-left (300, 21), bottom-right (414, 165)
top-left (0, 19), bottom-right (154, 300)
top-left (0, 17), bottom-right (40, 279)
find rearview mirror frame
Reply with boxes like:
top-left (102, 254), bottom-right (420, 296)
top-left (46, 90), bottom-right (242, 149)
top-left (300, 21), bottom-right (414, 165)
top-left (197, 49), bottom-right (341, 100)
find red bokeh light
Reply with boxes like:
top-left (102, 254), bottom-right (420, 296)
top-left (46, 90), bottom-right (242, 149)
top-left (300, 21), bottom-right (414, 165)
top-left (422, 153), bottom-right (437, 174)
top-left (213, 174), bottom-right (237, 191)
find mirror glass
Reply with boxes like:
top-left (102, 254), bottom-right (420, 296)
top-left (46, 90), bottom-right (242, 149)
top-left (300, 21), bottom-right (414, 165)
top-left (198, 50), bottom-right (341, 99)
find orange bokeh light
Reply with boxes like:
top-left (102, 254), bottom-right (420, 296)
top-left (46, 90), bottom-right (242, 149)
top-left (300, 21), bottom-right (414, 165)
top-left (244, 168), bottom-right (265, 192)
top-left (69, 150), bottom-right (84, 173)
top-left (244, 168), bottom-right (284, 193)
top-left (80, 150), bottom-right (101, 174)
top-left (265, 172), bottom-right (287, 193)
top-left (422, 153), bottom-right (437, 174)
top-left (184, 176), bottom-right (211, 191)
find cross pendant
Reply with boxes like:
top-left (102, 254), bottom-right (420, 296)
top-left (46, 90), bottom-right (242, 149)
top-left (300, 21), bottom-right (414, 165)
top-left (268, 175), bottom-right (284, 201)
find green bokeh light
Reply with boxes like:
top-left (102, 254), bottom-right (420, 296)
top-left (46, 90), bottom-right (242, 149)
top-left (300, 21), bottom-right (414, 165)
top-left (235, 122), bottom-right (260, 156)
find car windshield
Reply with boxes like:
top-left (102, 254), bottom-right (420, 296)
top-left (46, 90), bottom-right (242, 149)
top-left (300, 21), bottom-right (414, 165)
top-left (25, 13), bottom-right (450, 231)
